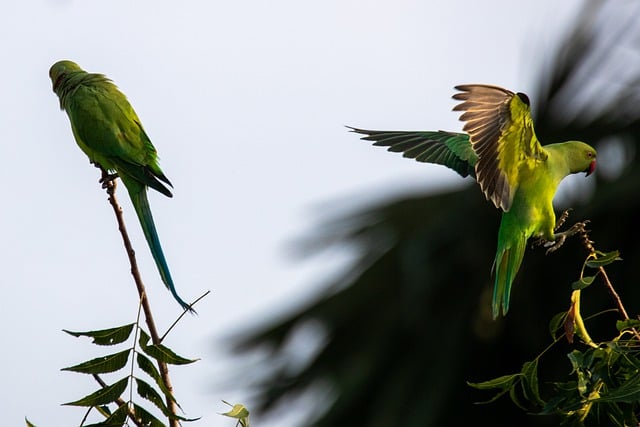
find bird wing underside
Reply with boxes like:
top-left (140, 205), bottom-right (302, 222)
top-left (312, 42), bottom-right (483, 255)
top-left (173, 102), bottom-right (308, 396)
top-left (349, 127), bottom-right (477, 178)
top-left (453, 84), bottom-right (547, 211)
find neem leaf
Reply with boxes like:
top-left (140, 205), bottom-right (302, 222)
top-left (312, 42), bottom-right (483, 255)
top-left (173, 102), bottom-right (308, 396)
top-left (63, 377), bottom-right (128, 407)
top-left (62, 349), bottom-right (131, 374)
top-left (586, 251), bottom-right (622, 268)
top-left (571, 275), bottom-right (596, 290)
top-left (63, 324), bottom-right (135, 346)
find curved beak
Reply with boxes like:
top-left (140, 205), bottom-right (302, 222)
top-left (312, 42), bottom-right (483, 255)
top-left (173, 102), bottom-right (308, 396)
top-left (586, 159), bottom-right (596, 177)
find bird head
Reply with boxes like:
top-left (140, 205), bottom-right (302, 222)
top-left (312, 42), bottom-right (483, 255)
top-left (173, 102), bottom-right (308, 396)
top-left (49, 60), bottom-right (83, 92)
top-left (566, 141), bottom-right (597, 177)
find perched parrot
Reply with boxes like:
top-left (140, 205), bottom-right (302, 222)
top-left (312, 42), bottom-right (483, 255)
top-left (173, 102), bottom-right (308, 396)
top-left (350, 84), bottom-right (597, 318)
top-left (49, 60), bottom-right (193, 312)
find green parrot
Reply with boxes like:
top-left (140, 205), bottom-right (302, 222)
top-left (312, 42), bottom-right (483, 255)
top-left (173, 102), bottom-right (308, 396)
top-left (350, 84), bottom-right (597, 318)
top-left (49, 60), bottom-right (193, 312)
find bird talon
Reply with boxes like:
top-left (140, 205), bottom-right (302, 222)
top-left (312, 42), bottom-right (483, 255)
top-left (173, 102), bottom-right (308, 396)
top-left (554, 209), bottom-right (572, 231)
top-left (544, 221), bottom-right (588, 255)
top-left (99, 172), bottom-right (119, 188)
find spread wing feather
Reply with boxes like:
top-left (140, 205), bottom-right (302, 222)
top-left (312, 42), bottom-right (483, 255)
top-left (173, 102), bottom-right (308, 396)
top-left (452, 84), bottom-right (547, 211)
top-left (349, 127), bottom-right (477, 178)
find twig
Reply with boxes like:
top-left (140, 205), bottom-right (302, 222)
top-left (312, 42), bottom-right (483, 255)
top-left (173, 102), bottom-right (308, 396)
top-left (576, 225), bottom-right (640, 341)
top-left (99, 168), bottom-right (180, 427)
top-left (577, 227), bottom-right (630, 319)
top-left (161, 290), bottom-right (210, 342)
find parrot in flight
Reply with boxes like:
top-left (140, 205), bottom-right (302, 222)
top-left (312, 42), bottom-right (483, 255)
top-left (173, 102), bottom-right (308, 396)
top-left (49, 60), bottom-right (193, 312)
top-left (350, 84), bottom-right (597, 318)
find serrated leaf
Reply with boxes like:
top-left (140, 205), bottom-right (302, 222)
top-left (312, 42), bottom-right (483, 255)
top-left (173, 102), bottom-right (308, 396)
top-left (586, 251), bottom-right (622, 268)
top-left (63, 324), bottom-right (135, 346)
top-left (136, 353), bottom-right (177, 406)
top-left (549, 311), bottom-right (567, 340)
top-left (572, 276), bottom-right (596, 290)
top-left (131, 403), bottom-right (167, 427)
top-left (62, 349), bottom-right (131, 374)
top-left (142, 343), bottom-right (198, 365)
top-left (82, 403), bottom-right (129, 426)
top-left (63, 377), bottom-right (128, 407)
top-left (135, 378), bottom-right (171, 416)
top-left (139, 329), bottom-right (151, 350)
top-left (616, 319), bottom-right (640, 331)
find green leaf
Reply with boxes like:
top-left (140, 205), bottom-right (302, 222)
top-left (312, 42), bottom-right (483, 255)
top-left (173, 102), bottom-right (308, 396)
top-left (63, 324), bottom-right (135, 346)
top-left (138, 329), bottom-right (151, 349)
top-left (82, 403), bottom-right (129, 426)
top-left (25, 418), bottom-right (37, 427)
top-left (62, 349), bottom-right (131, 374)
top-left (549, 311), bottom-right (567, 340)
top-left (139, 329), bottom-right (197, 365)
top-left (131, 403), bottom-right (167, 427)
top-left (521, 359), bottom-right (544, 406)
top-left (468, 373), bottom-right (520, 390)
top-left (142, 343), bottom-right (198, 365)
top-left (135, 378), bottom-right (171, 416)
top-left (572, 275), bottom-right (596, 290)
top-left (596, 375), bottom-right (640, 403)
top-left (136, 353), bottom-right (177, 406)
top-left (468, 373), bottom-right (520, 404)
top-left (616, 319), bottom-right (640, 331)
top-left (221, 400), bottom-right (250, 427)
top-left (63, 377), bottom-right (128, 407)
top-left (586, 251), bottom-right (622, 268)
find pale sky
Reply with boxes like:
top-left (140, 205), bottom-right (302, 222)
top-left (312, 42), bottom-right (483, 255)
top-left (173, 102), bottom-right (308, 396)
top-left (1, 1), bottom-right (582, 425)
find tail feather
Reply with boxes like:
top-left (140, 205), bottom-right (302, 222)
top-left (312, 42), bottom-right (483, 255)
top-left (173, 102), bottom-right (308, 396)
top-left (128, 186), bottom-right (194, 313)
top-left (492, 233), bottom-right (527, 319)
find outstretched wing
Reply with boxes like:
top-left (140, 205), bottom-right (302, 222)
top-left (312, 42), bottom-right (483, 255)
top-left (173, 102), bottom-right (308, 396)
top-left (349, 127), bottom-right (477, 178)
top-left (453, 84), bottom-right (547, 211)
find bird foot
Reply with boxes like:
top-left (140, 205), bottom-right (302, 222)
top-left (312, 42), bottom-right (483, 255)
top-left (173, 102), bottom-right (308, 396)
top-left (98, 169), bottom-right (119, 189)
top-left (554, 209), bottom-right (572, 232)
top-left (532, 209), bottom-right (573, 248)
top-left (543, 221), bottom-right (590, 255)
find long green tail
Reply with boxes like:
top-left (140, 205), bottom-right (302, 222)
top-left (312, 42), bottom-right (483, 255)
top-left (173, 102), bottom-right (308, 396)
top-left (492, 226), bottom-right (527, 319)
top-left (128, 186), bottom-right (194, 313)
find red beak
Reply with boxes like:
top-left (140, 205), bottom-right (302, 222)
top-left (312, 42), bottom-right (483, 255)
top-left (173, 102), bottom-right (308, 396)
top-left (586, 159), bottom-right (596, 177)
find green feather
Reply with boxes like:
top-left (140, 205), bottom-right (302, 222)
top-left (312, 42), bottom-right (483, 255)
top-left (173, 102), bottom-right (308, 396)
top-left (50, 60), bottom-right (193, 313)
top-left (348, 127), bottom-right (476, 178)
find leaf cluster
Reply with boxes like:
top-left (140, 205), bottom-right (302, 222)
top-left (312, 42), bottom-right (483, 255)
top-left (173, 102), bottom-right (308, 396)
top-left (61, 324), bottom-right (198, 427)
top-left (470, 250), bottom-right (640, 426)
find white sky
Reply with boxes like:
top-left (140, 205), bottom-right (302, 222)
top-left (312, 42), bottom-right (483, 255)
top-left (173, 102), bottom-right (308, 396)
top-left (1, 1), bottom-right (583, 426)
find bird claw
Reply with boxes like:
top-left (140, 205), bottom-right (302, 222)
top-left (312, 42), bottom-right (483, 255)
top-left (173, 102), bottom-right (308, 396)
top-left (554, 209), bottom-right (572, 232)
top-left (98, 170), bottom-right (119, 189)
top-left (544, 221), bottom-right (590, 255)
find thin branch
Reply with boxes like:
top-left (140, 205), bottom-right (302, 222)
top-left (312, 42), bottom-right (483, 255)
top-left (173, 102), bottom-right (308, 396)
top-left (576, 225), bottom-right (640, 341)
top-left (577, 227), bottom-right (630, 319)
top-left (161, 290), bottom-right (210, 342)
top-left (99, 168), bottom-right (180, 427)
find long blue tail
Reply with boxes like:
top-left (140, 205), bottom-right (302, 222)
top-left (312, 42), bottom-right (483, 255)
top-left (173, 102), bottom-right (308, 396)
top-left (129, 187), bottom-right (194, 313)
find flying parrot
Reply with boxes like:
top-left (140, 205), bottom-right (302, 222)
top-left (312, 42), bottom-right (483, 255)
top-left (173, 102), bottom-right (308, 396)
top-left (49, 60), bottom-right (193, 312)
top-left (350, 84), bottom-right (597, 318)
